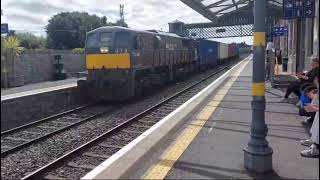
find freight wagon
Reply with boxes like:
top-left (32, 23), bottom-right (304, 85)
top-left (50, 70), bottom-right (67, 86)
top-left (218, 43), bottom-right (229, 64)
top-left (196, 39), bottom-right (219, 70)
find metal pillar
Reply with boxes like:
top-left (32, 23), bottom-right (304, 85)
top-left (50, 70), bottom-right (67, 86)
top-left (291, 20), bottom-right (297, 74)
top-left (243, 0), bottom-right (273, 173)
top-left (280, 20), bottom-right (288, 57)
top-left (304, 18), bottom-right (313, 70)
top-left (296, 19), bottom-right (306, 72)
top-left (313, 0), bottom-right (319, 57)
top-left (287, 20), bottom-right (297, 74)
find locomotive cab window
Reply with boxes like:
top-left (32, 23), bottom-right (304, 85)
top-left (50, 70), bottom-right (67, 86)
top-left (115, 32), bottom-right (130, 48)
top-left (133, 36), bottom-right (140, 50)
top-left (153, 36), bottom-right (161, 49)
top-left (86, 33), bottom-right (97, 48)
top-left (100, 32), bottom-right (113, 44)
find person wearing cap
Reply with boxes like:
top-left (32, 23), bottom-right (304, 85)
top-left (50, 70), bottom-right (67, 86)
top-left (280, 57), bottom-right (319, 103)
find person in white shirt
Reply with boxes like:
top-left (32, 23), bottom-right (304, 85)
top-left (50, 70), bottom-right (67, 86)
top-left (265, 41), bottom-right (274, 80)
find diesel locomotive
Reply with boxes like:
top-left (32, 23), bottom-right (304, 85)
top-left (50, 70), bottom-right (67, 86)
top-left (78, 26), bottom-right (238, 101)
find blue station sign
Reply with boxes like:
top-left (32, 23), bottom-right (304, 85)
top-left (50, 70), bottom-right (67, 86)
top-left (1, 23), bottom-right (8, 34)
top-left (283, 0), bottom-right (315, 19)
top-left (273, 26), bottom-right (288, 37)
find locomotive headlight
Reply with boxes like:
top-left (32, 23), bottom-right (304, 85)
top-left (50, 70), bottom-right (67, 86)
top-left (100, 47), bottom-right (109, 53)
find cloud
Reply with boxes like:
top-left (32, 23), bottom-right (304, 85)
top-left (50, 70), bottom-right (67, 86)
top-left (4, 1), bottom-right (68, 14)
top-left (2, 0), bottom-right (208, 32)
top-left (0, 0), bottom-right (253, 44)
top-left (6, 14), bottom-right (45, 25)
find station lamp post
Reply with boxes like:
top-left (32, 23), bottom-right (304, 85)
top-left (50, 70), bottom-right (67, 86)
top-left (243, 0), bottom-right (273, 173)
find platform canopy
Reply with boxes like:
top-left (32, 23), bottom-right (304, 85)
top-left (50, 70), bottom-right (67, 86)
top-left (181, 0), bottom-right (282, 22)
top-left (180, 0), bottom-right (283, 38)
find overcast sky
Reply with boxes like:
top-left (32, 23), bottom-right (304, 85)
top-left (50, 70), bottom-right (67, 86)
top-left (1, 0), bottom-right (253, 44)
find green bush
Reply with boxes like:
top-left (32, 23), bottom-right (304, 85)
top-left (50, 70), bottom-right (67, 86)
top-left (72, 48), bottom-right (85, 54)
top-left (15, 33), bottom-right (46, 49)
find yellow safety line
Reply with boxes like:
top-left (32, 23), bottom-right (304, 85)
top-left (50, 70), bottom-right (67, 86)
top-left (144, 60), bottom-right (250, 180)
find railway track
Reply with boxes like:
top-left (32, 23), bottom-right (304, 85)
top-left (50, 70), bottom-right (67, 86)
top-left (20, 60), bottom-right (239, 179)
top-left (1, 103), bottom-right (115, 157)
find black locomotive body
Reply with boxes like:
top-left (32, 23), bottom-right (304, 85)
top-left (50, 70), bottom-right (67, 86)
top-left (79, 26), bottom-right (198, 101)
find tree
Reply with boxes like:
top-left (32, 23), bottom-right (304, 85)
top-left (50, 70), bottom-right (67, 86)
top-left (1, 36), bottom-right (23, 88)
top-left (116, 20), bottom-right (128, 27)
top-left (38, 36), bottom-right (47, 48)
top-left (46, 12), bottom-right (112, 49)
top-left (101, 16), bottom-right (108, 26)
top-left (1, 37), bottom-right (5, 88)
top-left (15, 32), bottom-right (46, 49)
top-left (1, 36), bottom-right (4, 55)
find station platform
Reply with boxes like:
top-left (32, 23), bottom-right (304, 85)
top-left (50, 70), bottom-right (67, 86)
top-left (82, 57), bottom-right (318, 180)
top-left (140, 59), bottom-right (319, 179)
top-left (1, 77), bottom-right (85, 101)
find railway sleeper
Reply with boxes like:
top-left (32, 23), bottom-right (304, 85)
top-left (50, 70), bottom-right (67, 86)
top-left (143, 116), bottom-right (163, 120)
top-left (67, 162), bottom-right (96, 170)
top-left (130, 124), bottom-right (152, 129)
top-left (51, 121), bottom-right (76, 125)
top-left (82, 152), bottom-right (111, 159)
top-left (1, 145), bottom-right (13, 149)
top-left (159, 106), bottom-right (176, 111)
top-left (150, 111), bottom-right (166, 116)
top-left (138, 120), bottom-right (158, 125)
top-left (174, 97), bottom-right (190, 102)
top-left (111, 136), bottom-right (135, 142)
top-left (37, 125), bottom-right (60, 130)
top-left (4, 137), bottom-right (30, 142)
top-left (44, 174), bottom-right (68, 180)
top-left (122, 129), bottom-right (144, 134)
top-left (62, 116), bottom-right (83, 120)
top-left (98, 143), bottom-right (123, 149)
top-left (165, 102), bottom-right (183, 107)
top-left (23, 131), bottom-right (44, 135)
top-left (153, 109), bottom-right (172, 114)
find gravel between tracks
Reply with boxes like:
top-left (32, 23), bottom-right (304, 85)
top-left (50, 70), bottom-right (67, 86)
top-left (1, 58), bottom-right (242, 179)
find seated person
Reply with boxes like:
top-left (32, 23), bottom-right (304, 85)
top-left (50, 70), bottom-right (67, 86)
top-left (299, 86), bottom-right (317, 123)
top-left (300, 76), bottom-right (319, 158)
top-left (280, 57), bottom-right (319, 103)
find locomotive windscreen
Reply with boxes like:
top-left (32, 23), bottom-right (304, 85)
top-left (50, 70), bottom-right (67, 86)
top-left (114, 32), bottom-right (130, 48)
top-left (86, 32), bottom-right (113, 48)
top-left (86, 33), bottom-right (98, 48)
top-left (100, 32), bottom-right (113, 44)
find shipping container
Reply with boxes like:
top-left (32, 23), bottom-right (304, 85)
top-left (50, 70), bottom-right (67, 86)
top-left (197, 39), bottom-right (219, 67)
top-left (219, 43), bottom-right (229, 60)
top-left (228, 43), bottom-right (238, 57)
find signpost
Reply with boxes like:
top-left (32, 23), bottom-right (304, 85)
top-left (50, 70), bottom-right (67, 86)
top-left (283, 0), bottom-right (315, 19)
top-left (273, 26), bottom-right (288, 37)
top-left (216, 28), bottom-right (226, 33)
top-left (1, 23), bottom-right (8, 34)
